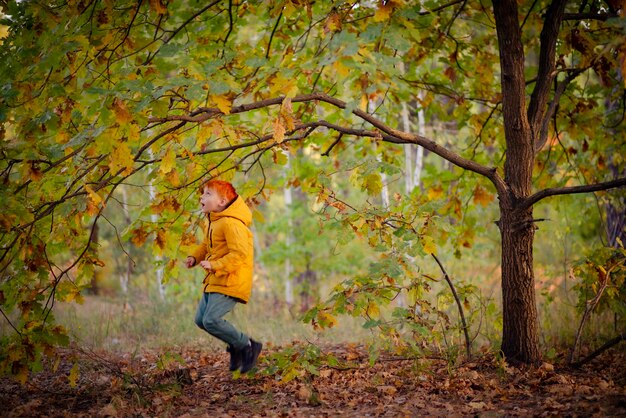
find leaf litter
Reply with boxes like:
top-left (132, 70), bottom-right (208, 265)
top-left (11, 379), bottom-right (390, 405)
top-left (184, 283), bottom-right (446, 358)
top-left (1, 344), bottom-right (624, 417)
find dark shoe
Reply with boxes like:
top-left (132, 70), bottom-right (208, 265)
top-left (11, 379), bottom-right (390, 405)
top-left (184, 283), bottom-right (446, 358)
top-left (227, 345), bottom-right (243, 372)
top-left (240, 339), bottom-right (262, 373)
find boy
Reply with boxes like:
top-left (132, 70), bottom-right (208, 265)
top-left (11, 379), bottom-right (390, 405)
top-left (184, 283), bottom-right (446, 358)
top-left (184, 179), bottom-right (262, 373)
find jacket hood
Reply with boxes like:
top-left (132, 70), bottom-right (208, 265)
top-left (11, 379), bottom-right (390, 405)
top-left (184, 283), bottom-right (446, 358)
top-left (209, 195), bottom-right (252, 226)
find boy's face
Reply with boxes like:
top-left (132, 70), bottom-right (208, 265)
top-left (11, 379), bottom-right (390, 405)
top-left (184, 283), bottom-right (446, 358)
top-left (200, 186), bottom-right (226, 214)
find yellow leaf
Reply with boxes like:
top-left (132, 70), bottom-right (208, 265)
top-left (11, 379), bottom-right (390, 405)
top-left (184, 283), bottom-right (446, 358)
top-left (273, 118), bottom-right (286, 144)
top-left (421, 235), bottom-right (437, 255)
top-left (128, 123), bottom-right (141, 142)
top-left (366, 302), bottom-right (380, 319)
top-left (427, 185), bottom-right (444, 200)
top-left (472, 184), bottom-right (494, 207)
top-left (360, 94), bottom-right (368, 111)
top-left (210, 94), bottom-right (231, 115)
top-left (65, 288), bottom-right (83, 303)
top-left (374, 4), bottom-right (394, 22)
top-left (0, 24), bottom-right (9, 42)
top-left (317, 311), bottom-right (337, 329)
top-left (333, 60), bottom-right (351, 77)
top-left (196, 123), bottom-right (213, 148)
top-left (56, 131), bottom-right (70, 144)
top-left (252, 209), bottom-right (265, 224)
top-left (84, 185), bottom-right (103, 207)
top-left (111, 98), bottom-right (133, 124)
top-left (68, 363), bottom-right (79, 388)
top-left (269, 74), bottom-right (298, 97)
top-left (108, 141), bottom-right (134, 175)
top-left (167, 169), bottom-right (180, 186)
top-left (159, 147), bottom-right (176, 175)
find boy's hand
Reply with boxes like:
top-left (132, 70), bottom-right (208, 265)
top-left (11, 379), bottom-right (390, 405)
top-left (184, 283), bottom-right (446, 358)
top-left (199, 260), bottom-right (213, 271)
top-left (184, 256), bottom-right (196, 268)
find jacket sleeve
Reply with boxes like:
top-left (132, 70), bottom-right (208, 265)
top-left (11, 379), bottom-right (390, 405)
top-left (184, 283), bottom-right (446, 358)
top-left (210, 219), bottom-right (252, 273)
top-left (189, 222), bottom-right (208, 262)
top-left (190, 242), bottom-right (208, 263)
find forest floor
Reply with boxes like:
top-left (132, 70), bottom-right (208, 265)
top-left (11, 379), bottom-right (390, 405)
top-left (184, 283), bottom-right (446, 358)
top-left (1, 343), bottom-right (625, 417)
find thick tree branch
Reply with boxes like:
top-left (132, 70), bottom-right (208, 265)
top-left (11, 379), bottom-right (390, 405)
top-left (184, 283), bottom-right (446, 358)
top-left (148, 92), bottom-right (508, 195)
top-left (521, 177), bottom-right (626, 210)
top-left (535, 67), bottom-right (588, 152)
top-left (527, 0), bottom-right (567, 143)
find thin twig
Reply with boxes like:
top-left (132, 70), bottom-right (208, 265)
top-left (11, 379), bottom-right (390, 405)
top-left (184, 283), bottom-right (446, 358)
top-left (569, 264), bottom-right (614, 364)
top-left (431, 253), bottom-right (471, 359)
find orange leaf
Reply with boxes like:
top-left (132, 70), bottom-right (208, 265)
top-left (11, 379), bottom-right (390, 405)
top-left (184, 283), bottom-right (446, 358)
top-left (155, 229), bottom-right (166, 250)
top-left (273, 118), bottom-right (286, 144)
top-left (28, 163), bottom-right (43, 182)
top-left (324, 12), bottom-right (342, 32)
top-left (131, 227), bottom-right (148, 247)
top-left (149, 0), bottom-right (168, 14)
top-left (472, 184), bottom-right (494, 207)
top-left (112, 98), bottom-right (133, 124)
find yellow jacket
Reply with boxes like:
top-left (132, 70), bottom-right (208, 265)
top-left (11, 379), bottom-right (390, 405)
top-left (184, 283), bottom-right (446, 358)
top-left (190, 196), bottom-right (254, 303)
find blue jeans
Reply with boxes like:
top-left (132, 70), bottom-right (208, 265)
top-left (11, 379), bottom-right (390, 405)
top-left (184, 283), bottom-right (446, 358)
top-left (194, 292), bottom-right (249, 350)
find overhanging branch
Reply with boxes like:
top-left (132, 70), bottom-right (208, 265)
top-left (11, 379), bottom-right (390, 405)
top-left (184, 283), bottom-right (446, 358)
top-left (148, 92), bottom-right (508, 196)
top-left (521, 177), bottom-right (626, 211)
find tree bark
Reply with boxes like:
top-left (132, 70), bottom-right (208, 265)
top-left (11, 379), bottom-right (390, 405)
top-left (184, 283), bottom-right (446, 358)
top-left (493, 0), bottom-right (541, 364)
top-left (498, 199), bottom-right (540, 363)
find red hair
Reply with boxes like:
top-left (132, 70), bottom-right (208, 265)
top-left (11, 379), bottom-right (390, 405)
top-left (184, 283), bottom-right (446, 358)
top-left (201, 179), bottom-right (237, 201)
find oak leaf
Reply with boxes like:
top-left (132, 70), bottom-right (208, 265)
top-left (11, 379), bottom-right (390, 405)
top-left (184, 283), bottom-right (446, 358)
top-left (210, 94), bottom-right (231, 115)
top-left (111, 98), bottom-right (133, 124)
top-left (273, 118), bottom-right (286, 144)
top-left (472, 184), bottom-right (494, 207)
top-left (159, 148), bottom-right (176, 175)
top-left (109, 141), bottom-right (134, 176)
top-left (427, 185), bottom-right (444, 200)
top-left (84, 185), bottom-right (104, 207)
top-left (131, 227), bottom-right (149, 247)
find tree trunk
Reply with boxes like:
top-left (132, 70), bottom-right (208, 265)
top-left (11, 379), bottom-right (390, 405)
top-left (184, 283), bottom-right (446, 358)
top-left (499, 199), bottom-right (540, 363)
top-left (493, 0), bottom-right (541, 364)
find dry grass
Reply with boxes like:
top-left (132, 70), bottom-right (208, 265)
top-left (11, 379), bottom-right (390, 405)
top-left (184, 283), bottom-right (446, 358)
top-left (52, 293), bottom-right (370, 354)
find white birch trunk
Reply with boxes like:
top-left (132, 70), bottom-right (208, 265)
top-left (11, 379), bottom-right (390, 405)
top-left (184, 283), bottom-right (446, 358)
top-left (402, 101), bottom-right (414, 194)
top-left (119, 185), bottom-right (131, 295)
top-left (147, 149), bottom-right (166, 301)
top-left (415, 92), bottom-right (426, 188)
top-left (283, 154), bottom-right (294, 307)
